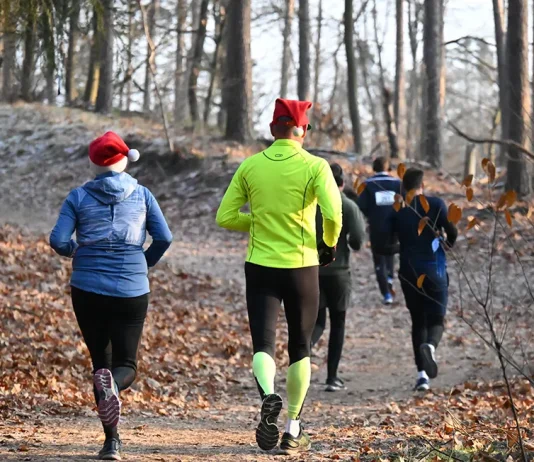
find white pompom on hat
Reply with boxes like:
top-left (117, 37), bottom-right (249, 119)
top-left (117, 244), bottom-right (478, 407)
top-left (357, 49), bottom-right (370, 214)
top-left (89, 131), bottom-right (140, 173)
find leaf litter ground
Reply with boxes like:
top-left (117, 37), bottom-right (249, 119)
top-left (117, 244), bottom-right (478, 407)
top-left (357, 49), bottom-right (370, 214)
top-left (1, 104), bottom-right (534, 461)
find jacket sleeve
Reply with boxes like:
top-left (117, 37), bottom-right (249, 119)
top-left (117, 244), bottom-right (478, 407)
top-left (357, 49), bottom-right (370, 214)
top-left (215, 164), bottom-right (251, 232)
top-left (345, 200), bottom-right (366, 251)
top-left (144, 189), bottom-right (173, 268)
top-left (50, 192), bottom-right (79, 258)
top-left (314, 160), bottom-right (342, 247)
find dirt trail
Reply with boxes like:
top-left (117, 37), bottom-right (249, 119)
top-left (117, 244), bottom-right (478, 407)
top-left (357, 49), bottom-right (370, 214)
top-left (0, 104), bottom-right (506, 460)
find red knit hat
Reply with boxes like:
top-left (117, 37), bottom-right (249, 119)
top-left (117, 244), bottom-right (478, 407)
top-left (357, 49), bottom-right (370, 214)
top-left (270, 98), bottom-right (313, 135)
top-left (89, 131), bottom-right (140, 167)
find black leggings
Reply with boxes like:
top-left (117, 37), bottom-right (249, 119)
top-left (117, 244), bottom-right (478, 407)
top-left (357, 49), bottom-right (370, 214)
top-left (71, 286), bottom-right (148, 402)
top-left (372, 252), bottom-right (395, 296)
top-left (409, 308), bottom-right (444, 371)
top-left (245, 262), bottom-right (319, 365)
top-left (311, 272), bottom-right (351, 379)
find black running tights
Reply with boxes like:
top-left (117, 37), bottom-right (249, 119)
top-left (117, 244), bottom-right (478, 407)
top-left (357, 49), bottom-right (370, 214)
top-left (409, 307), bottom-right (444, 372)
top-left (71, 287), bottom-right (148, 404)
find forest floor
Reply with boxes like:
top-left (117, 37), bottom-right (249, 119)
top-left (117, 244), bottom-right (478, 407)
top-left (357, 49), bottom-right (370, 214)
top-left (1, 104), bottom-right (534, 461)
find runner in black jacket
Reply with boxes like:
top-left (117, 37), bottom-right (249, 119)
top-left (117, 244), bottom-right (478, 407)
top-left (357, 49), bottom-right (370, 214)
top-left (312, 164), bottom-right (366, 391)
top-left (357, 158), bottom-right (401, 305)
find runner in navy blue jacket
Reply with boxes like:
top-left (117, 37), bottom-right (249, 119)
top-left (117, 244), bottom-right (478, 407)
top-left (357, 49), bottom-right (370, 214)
top-left (357, 158), bottom-right (401, 304)
top-left (385, 168), bottom-right (457, 391)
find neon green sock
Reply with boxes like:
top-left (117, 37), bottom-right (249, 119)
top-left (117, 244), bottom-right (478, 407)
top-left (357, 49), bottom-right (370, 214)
top-left (286, 357), bottom-right (311, 419)
top-left (252, 352), bottom-right (276, 396)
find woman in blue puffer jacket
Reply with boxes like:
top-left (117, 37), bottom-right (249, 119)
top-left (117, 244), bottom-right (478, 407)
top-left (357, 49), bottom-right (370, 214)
top-left (50, 131), bottom-right (172, 461)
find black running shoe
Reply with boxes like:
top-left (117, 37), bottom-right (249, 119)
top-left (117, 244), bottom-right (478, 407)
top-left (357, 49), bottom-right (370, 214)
top-left (325, 377), bottom-right (346, 392)
top-left (280, 430), bottom-right (311, 455)
top-left (98, 438), bottom-right (122, 461)
top-left (256, 393), bottom-right (283, 451)
top-left (420, 343), bottom-right (438, 379)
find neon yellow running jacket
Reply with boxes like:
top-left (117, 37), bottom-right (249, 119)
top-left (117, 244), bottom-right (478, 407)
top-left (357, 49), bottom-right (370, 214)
top-left (216, 139), bottom-right (342, 269)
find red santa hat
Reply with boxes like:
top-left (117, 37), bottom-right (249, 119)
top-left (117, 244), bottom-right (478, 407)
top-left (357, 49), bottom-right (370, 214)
top-left (270, 98), bottom-right (313, 136)
top-left (89, 131), bottom-right (140, 173)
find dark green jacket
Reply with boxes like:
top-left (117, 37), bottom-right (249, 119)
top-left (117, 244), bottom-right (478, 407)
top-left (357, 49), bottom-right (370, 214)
top-left (316, 192), bottom-right (366, 274)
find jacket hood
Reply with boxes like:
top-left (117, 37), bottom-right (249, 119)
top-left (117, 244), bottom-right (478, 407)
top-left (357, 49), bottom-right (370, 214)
top-left (83, 172), bottom-right (138, 205)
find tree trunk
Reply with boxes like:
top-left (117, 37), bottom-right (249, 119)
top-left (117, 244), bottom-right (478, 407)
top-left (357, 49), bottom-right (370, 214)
top-left (344, 0), bottom-right (363, 154)
top-left (358, 40), bottom-right (380, 144)
top-left (505, 0), bottom-right (531, 195)
top-left (439, 0), bottom-right (446, 111)
top-left (225, 0), bottom-right (252, 141)
top-left (494, 0), bottom-right (508, 164)
top-left (188, 0), bottom-right (209, 124)
top-left (125, 0), bottom-right (135, 111)
top-left (407, 0), bottom-right (422, 158)
top-left (21, 0), bottom-right (38, 102)
top-left (297, 0), bottom-right (311, 100)
top-left (143, 0), bottom-right (159, 113)
top-left (41, 0), bottom-right (56, 105)
top-left (394, 0), bottom-right (406, 159)
top-left (280, 0), bottom-right (295, 98)
top-left (174, 0), bottom-right (188, 124)
top-left (66, 0), bottom-right (80, 105)
top-left (1, 0), bottom-right (17, 102)
top-left (312, 0), bottom-right (323, 130)
top-left (423, 0), bottom-right (442, 168)
top-left (95, 0), bottom-right (114, 114)
top-left (83, 10), bottom-right (101, 106)
top-left (203, 0), bottom-right (226, 124)
top-left (463, 144), bottom-right (477, 180)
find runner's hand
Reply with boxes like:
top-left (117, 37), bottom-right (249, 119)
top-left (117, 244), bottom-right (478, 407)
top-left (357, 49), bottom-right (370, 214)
top-left (318, 241), bottom-right (336, 267)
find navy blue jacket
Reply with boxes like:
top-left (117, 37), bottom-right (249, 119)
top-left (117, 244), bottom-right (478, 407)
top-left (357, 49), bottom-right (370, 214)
top-left (390, 195), bottom-right (457, 285)
top-left (357, 173), bottom-right (401, 253)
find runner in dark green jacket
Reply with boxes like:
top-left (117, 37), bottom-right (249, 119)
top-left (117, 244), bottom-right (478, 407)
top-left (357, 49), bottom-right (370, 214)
top-left (312, 163), bottom-right (366, 391)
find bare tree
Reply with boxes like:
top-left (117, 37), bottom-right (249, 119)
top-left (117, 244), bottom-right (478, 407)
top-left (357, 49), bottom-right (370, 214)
top-left (505, 0), bottom-right (531, 195)
top-left (423, 0), bottom-right (442, 168)
top-left (83, 9), bottom-right (101, 106)
top-left (143, 0), bottom-right (159, 113)
top-left (21, 0), bottom-right (38, 102)
top-left (188, 0), bottom-right (209, 124)
top-left (298, 0), bottom-right (311, 100)
top-left (174, 0), bottom-right (188, 124)
top-left (41, 0), bottom-right (56, 104)
top-left (357, 38), bottom-right (380, 144)
top-left (407, 0), bottom-right (423, 158)
top-left (225, 0), bottom-right (252, 141)
top-left (312, 0), bottom-right (323, 114)
top-left (395, 0), bottom-right (406, 159)
top-left (203, 0), bottom-right (227, 124)
top-left (124, 0), bottom-right (135, 111)
top-left (66, 0), bottom-right (81, 105)
top-left (492, 0), bottom-right (507, 163)
top-left (95, 0), bottom-right (114, 113)
top-left (1, 0), bottom-right (17, 102)
top-left (280, 0), bottom-right (295, 98)
top-left (344, 0), bottom-right (363, 153)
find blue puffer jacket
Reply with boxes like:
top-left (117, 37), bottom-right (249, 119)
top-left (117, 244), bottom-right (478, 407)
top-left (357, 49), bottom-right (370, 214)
top-left (50, 172), bottom-right (173, 298)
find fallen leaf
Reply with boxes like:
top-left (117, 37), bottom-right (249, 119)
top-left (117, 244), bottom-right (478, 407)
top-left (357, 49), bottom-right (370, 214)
top-left (417, 274), bottom-right (426, 288)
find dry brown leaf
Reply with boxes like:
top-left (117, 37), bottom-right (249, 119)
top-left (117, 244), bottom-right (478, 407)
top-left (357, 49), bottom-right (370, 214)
top-left (420, 195), bottom-right (430, 213)
top-left (467, 217), bottom-right (480, 230)
top-left (505, 190), bottom-right (517, 208)
top-left (466, 187), bottom-right (474, 202)
top-left (505, 209), bottom-right (513, 228)
top-left (447, 203), bottom-right (462, 225)
top-left (356, 182), bottom-right (366, 196)
top-left (397, 163), bottom-right (406, 179)
top-left (496, 193), bottom-right (507, 210)
top-left (353, 177), bottom-right (360, 190)
top-left (418, 217), bottom-right (429, 236)
top-left (481, 157), bottom-right (490, 170)
top-left (393, 201), bottom-right (401, 212)
top-left (417, 274), bottom-right (426, 289)
top-left (462, 174), bottom-right (474, 187)
top-left (487, 161), bottom-right (496, 182)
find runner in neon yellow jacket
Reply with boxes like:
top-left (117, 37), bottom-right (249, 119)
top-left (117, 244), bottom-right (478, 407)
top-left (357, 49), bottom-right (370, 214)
top-left (216, 98), bottom-right (342, 455)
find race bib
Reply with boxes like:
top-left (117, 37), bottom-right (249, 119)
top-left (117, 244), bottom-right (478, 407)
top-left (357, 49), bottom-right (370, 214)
top-left (375, 191), bottom-right (396, 206)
